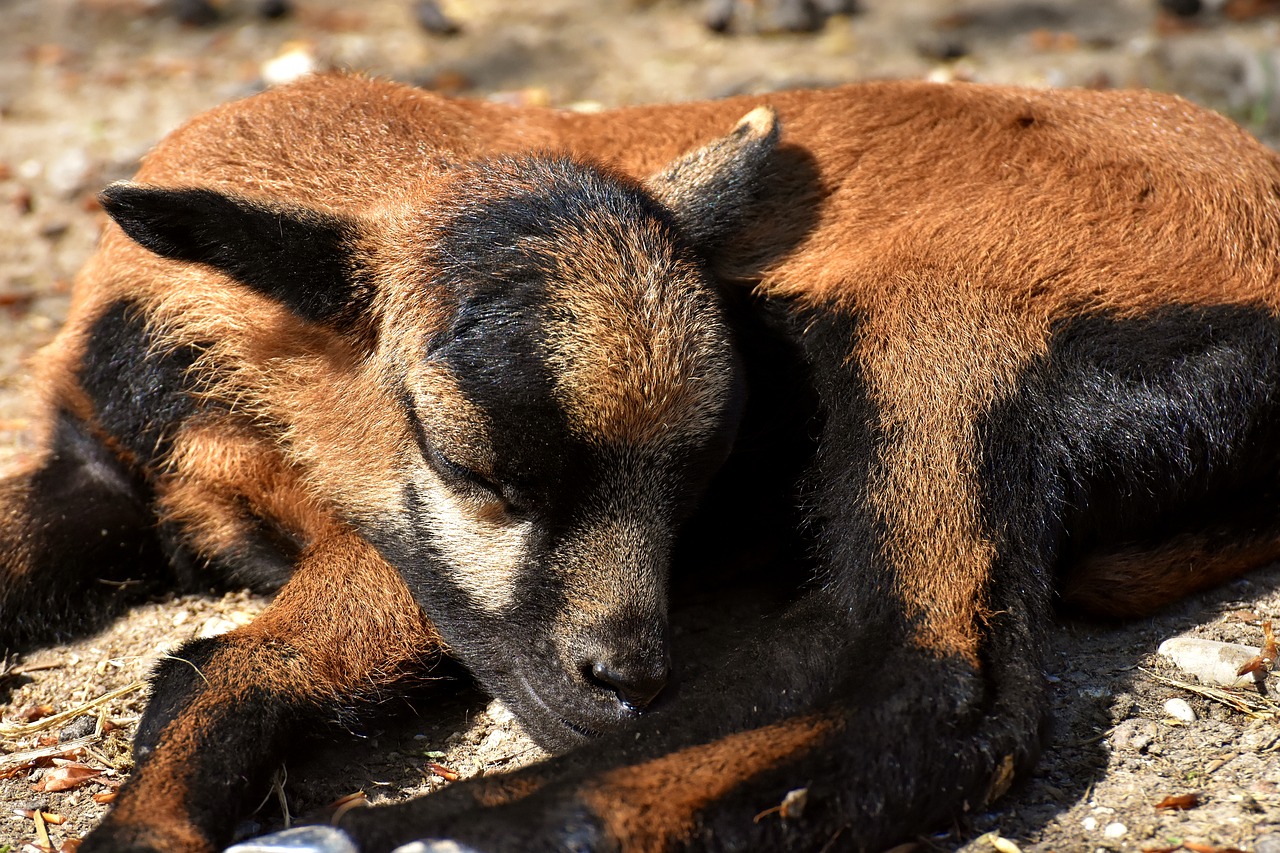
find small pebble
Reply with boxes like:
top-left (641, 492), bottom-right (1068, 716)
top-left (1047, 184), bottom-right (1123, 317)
top-left (59, 714), bottom-right (96, 742)
top-left (1103, 822), bottom-right (1127, 839)
top-left (171, 0), bottom-right (219, 27)
top-left (414, 0), bottom-right (461, 35)
top-left (197, 616), bottom-right (238, 639)
top-left (258, 0), bottom-right (291, 19)
top-left (487, 700), bottom-right (515, 725)
top-left (1082, 816), bottom-right (1097, 831)
top-left (261, 43), bottom-right (317, 88)
top-left (1111, 718), bottom-right (1158, 752)
top-left (1164, 697), bottom-right (1196, 723)
top-left (917, 36), bottom-right (968, 62)
top-left (1159, 0), bottom-right (1202, 16)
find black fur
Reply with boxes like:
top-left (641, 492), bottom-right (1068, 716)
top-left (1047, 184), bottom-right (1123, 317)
top-left (980, 305), bottom-right (1280, 569)
top-left (0, 413), bottom-right (167, 654)
top-left (99, 184), bottom-right (369, 325)
top-left (79, 300), bottom-right (208, 468)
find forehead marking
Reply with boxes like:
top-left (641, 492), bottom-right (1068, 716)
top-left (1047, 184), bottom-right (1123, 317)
top-left (538, 219), bottom-right (734, 446)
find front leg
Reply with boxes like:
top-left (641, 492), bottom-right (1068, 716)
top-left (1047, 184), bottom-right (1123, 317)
top-left (81, 527), bottom-right (448, 853)
top-left (312, 293), bottom-right (1056, 852)
top-left (322, 594), bottom-right (1046, 853)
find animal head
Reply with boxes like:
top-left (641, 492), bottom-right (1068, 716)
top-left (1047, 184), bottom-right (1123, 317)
top-left (100, 107), bottom-right (778, 749)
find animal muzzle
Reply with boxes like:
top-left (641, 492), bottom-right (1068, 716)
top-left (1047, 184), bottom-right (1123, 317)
top-left (577, 637), bottom-right (671, 711)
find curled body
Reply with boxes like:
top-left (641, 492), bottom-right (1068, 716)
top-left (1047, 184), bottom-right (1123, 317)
top-left (4, 74), bottom-right (1280, 852)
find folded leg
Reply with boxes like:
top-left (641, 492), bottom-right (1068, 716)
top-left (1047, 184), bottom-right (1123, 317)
top-left (80, 527), bottom-right (450, 853)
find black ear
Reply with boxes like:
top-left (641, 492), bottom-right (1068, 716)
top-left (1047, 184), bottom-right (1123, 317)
top-left (99, 183), bottom-right (369, 325)
top-left (645, 106), bottom-right (780, 250)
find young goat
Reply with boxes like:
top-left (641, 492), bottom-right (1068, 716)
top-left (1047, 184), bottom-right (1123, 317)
top-left (4, 74), bottom-right (1280, 852)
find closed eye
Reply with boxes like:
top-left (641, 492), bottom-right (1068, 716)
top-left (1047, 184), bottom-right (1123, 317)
top-left (426, 444), bottom-right (505, 503)
top-left (399, 383), bottom-right (526, 515)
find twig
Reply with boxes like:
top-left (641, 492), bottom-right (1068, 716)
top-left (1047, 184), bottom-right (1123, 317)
top-left (1141, 669), bottom-right (1280, 718)
top-left (0, 681), bottom-right (145, 738)
top-left (0, 735), bottom-right (99, 771)
top-left (33, 808), bottom-right (52, 851)
top-left (273, 765), bottom-right (291, 829)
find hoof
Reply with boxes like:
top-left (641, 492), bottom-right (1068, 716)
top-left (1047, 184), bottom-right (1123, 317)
top-left (224, 826), bottom-right (359, 853)
top-left (391, 843), bottom-right (484, 853)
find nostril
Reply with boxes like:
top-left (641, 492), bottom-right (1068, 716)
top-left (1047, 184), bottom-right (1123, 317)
top-left (586, 659), bottom-right (669, 710)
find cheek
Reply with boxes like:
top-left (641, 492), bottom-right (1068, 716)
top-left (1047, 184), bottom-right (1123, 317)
top-left (414, 468), bottom-right (532, 614)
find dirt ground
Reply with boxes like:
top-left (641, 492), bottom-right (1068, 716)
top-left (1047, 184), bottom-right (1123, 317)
top-left (4, 0), bottom-right (1280, 851)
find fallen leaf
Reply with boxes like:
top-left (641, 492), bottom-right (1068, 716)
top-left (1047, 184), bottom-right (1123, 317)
top-left (32, 762), bottom-right (103, 792)
top-left (984, 753), bottom-right (1017, 805)
top-left (1155, 792), bottom-right (1202, 810)
top-left (989, 835), bottom-right (1023, 853)
top-left (0, 745), bottom-right (88, 780)
top-left (18, 808), bottom-right (62, 823)
top-left (91, 791), bottom-right (116, 804)
top-left (1225, 610), bottom-right (1262, 623)
top-left (1236, 620), bottom-right (1277, 677)
top-left (16, 705), bottom-right (55, 723)
top-left (326, 790), bottom-right (366, 824)
top-left (427, 762), bottom-right (460, 782)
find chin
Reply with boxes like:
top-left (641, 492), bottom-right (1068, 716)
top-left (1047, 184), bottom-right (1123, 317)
top-left (482, 666), bottom-right (641, 753)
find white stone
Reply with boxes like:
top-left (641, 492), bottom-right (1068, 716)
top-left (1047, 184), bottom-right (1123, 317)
top-left (46, 148), bottom-right (90, 197)
top-left (1164, 697), bottom-right (1197, 723)
top-left (1104, 822), bottom-right (1127, 839)
top-left (224, 825), bottom-right (358, 853)
top-left (1082, 816), bottom-right (1097, 831)
top-left (262, 44), bottom-right (317, 88)
top-left (1157, 637), bottom-right (1262, 687)
top-left (487, 700), bottom-right (515, 725)
top-left (197, 616), bottom-right (238, 639)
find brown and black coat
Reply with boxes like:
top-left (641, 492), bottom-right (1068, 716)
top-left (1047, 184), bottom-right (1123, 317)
top-left (4, 75), bottom-right (1280, 852)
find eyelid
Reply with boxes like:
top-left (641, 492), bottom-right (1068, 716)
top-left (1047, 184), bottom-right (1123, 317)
top-left (426, 444), bottom-right (513, 509)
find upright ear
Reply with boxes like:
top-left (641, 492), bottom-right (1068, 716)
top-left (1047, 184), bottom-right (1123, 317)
top-left (645, 106), bottom-right (780, 250)
top-left (98, 183), bottom-right (370, 326)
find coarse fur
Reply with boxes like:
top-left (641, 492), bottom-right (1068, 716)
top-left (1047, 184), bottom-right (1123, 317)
top-left (4, 74), bottom-right (1280, 852)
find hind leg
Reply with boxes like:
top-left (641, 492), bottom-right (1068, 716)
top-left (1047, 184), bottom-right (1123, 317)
top-left (1063, 495), bottom-right (1280, 617)
top-left (0, 412), bottom-right (169, 654)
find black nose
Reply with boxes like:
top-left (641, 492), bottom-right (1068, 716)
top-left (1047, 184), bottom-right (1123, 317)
top-left (587, 659), bottom-right (669, 710)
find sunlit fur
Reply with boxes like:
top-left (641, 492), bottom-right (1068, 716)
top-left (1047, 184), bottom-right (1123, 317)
top-left (4, 75), bottom-right (1280, 853)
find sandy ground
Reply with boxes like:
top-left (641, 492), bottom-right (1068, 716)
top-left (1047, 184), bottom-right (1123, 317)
top-left (4, 1), bottom-right (1280, 851)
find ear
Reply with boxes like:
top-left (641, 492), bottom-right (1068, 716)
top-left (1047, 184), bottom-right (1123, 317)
top-left (645, 106), bottom-right (780, 250)
top-left (98, 183), bottom-right (370, 326)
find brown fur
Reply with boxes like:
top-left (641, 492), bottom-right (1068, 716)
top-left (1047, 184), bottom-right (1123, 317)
top-left (580, 715), bottom-right (836, 852)
top-left (12, 74), bottom-right (1280, 851)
